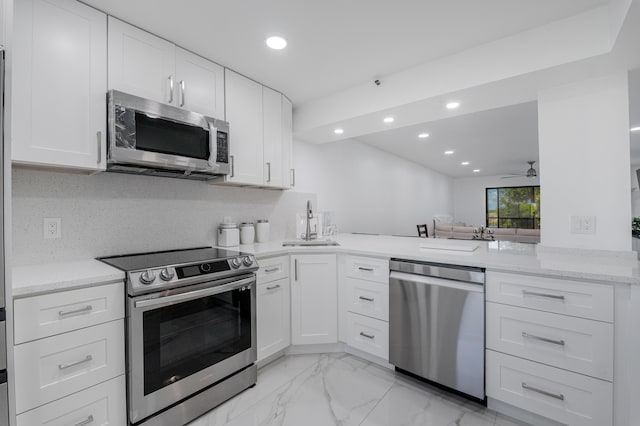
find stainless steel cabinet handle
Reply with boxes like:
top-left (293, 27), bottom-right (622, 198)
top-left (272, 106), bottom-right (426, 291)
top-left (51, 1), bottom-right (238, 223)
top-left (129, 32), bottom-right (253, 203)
top-left (522, 332), bottom-right (565, 346)
top-left (522, 290), bottom-right (565, 301)
top-left (73, 415), bottom-right (94, 426)
top-left (266, 284), bottom-right (281, 290)
top-left (294, 259), bottom-right (298, 281)
top-left (359, 296), bottom-right (375, 302)
top-left (96, 131), bottom-right (102, 164)
top-left (521, 382), bottom-right (564, 400)
top-left (359, 332), bottom-right (375, 339)
top-left (230, 155), bottom-right (235, 178)
top-left (266, 162), bottom-right (271, 183)
top-left (264, 267), bottom-right (279, 273)
top-left (290, 168), bottom-right (296, 187)
top-left (358, 267), bottom-right (374, 272)
top-left (59, 355), bottom-right (92, 370)
top-left (58, 305), bottom-right (93, 318)
top-left (179, 80), bottom-right (185, 107)
top-left (168, 76), bottom-right (174, 103)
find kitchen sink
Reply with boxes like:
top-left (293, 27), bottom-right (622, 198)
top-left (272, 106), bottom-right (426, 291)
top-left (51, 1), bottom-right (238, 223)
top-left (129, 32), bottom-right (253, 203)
top-left (282, 239), bottom-right (340, 247)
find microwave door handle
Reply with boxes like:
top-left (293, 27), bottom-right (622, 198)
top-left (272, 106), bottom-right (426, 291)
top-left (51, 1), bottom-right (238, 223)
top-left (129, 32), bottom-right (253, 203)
top-left (208, 123), bottom-right (218, 167)
top-left (134, 276), bottom-right (254, 309)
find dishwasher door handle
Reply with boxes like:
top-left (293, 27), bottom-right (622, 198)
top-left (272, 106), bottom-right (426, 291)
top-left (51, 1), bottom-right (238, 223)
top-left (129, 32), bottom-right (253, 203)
top-left (389, 271), bottom-right (484, 293)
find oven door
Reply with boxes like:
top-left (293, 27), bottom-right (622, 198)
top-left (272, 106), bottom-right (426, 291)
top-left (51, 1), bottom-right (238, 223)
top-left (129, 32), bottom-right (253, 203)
top-left (127, 275), bottom-right (256, 424)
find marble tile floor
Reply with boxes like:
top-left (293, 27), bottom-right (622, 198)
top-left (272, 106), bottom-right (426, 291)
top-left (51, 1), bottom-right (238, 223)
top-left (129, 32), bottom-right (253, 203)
top-left (188, 353), bottom-right (530, 426)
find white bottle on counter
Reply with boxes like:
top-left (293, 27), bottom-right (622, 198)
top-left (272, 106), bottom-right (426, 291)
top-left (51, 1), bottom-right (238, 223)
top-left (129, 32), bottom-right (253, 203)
top-left (256, 220), bottom-right (270, 242)
top-left (240, 222), bottom-right (255, 244)
top-left (218, 223), bottom-right (239, 247)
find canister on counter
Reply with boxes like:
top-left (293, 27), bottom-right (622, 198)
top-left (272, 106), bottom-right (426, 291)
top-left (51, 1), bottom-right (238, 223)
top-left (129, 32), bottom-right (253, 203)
top-left (256, 219), bottom-right (270, 242)
top-left (218, 223), bottom-right (239, 246)
top-left (240, 222), bottom-right (255, 244)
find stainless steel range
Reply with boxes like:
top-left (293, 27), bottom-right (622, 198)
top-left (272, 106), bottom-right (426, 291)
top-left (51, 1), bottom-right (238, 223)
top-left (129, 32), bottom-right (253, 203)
top-left (99, 247), bottom-right (258, 426)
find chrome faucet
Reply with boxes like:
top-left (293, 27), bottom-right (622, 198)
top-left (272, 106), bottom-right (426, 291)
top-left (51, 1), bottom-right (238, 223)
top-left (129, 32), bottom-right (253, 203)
top-left (305, 200), bottom-right (313, 241)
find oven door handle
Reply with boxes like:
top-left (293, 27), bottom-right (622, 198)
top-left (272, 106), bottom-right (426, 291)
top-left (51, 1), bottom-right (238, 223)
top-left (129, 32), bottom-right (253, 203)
top-left (134, 277), bottom-right (254, 309)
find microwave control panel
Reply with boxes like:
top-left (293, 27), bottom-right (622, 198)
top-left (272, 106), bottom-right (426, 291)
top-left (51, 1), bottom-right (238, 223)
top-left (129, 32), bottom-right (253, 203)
top-left (217, 131), bottom-right (229, 163)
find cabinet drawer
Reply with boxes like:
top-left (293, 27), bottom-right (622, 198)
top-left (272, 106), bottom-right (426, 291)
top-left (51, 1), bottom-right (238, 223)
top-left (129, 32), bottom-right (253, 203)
top-left (487, 302), bottom-right (613, 380)
top-left (257, 256), bottom-right (289, 284)
top-left (14, 282), bottom-right (124, 344)
top-left (486, 271), bottom-right (613, 322)
top-left (14, 319), bottom-right (125, 414)
top-left (345, 255), bottom-right (389, 284)
top-left (345, 277), bottom-right (388, 321)
top-left (487, 351), bottom-right (612, 426)
top-left (16, 375), bottom-right (126, 426)
top-left (345, 312), bottom-right (389, 360)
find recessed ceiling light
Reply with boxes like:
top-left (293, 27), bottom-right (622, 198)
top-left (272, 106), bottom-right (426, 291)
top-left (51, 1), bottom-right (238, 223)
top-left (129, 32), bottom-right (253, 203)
top-left (266, 36), bottom-right (287, 50)
top-left (418, 133), bottom-right (430, 139)
top-left (631, 126), bottom-right (640, 132)
top-left (444, 150), bottom-right (454, 155)
top-left (334, 128), bottom-right (344, 135)
top-left (473, 169), bottom-right (480, 173)
top-left (446, 101), bottom-right (460, 110)
top-left (383, 117), bottom-right (394, 123)
top-left (461, 161), bottom-right (470, 166)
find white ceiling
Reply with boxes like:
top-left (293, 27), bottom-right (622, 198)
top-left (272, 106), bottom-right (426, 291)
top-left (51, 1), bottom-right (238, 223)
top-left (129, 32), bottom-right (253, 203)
top-left (82, 0), bottom-right (608, 105)
top-left (354, 101), bottom-right (539, 178)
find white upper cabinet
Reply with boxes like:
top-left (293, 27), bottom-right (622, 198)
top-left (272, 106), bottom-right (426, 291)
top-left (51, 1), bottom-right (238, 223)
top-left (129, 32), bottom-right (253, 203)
top-left (224, 69), bottom-right (264, 185)
top-left (107, 17), bottom-right (174, 105)
top-left (12, 0), bottom-right (107, 171)
top-left (175, 47), bottom-right (224, 119)
top-left (282, 96), bottom-right (294, 188)
top-left (108, 18), bottom-right (225, 118)
top-left (263, 86), bottom-right (283, 187)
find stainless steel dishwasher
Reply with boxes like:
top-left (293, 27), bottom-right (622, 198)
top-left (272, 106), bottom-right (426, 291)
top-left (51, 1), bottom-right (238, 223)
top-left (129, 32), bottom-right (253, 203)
top-left (389, 259), bottom-right (485, 401)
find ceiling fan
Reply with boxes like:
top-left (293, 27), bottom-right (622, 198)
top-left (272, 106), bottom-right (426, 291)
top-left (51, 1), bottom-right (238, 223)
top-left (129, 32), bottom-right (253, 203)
top-left (501, 161), bottom-right (538, 179)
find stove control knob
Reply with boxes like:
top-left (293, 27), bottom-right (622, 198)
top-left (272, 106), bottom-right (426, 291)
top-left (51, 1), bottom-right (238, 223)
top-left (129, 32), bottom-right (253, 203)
top-left (140, 270), bottom-right (156, 285)
top-left (231, 257), bottom-right (242, 269)
top-left (160, 268), bottom-right (175, 281)
top-left (242, 256), bottom-right (254, 267)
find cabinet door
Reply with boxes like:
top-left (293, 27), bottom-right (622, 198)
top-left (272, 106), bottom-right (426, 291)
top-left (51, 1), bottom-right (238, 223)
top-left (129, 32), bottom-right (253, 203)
top-left (225, 69), bottom-right (264, 185)
top-left (257, 278), bottom-right (290, 361)
top-left (175, 47), bottom-right (224, 119)
top-left (291, 254), bottom-right (337, 345)
top-left (263, 87), bottom-right (283, 187)
top-left (107, 17), bottom-right (175, 105)
top-left (13, 0), bottom-right (107, 170)
top-left (282, 96), bottom-right (294, 188)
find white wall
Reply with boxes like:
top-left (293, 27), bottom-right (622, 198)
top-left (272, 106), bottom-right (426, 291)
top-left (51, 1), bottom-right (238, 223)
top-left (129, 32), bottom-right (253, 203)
top-left (453, 175), bottom-right (540, 227)
top-left (12, 168), bottom-right (315, 265)
top-left (292, 139), bottom-right (453, 237)
top-left (538, 72), bottom-right (631, 251)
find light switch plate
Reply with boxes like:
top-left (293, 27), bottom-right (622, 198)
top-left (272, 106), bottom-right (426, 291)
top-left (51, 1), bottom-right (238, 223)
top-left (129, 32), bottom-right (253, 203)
top-left (570, 216), bottom-right (596, 234)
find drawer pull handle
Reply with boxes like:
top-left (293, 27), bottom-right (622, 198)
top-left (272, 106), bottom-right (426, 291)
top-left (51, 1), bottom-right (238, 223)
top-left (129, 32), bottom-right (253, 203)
top-left (359, 332), bottom-right (375, 339)
top-left (358, 267), bottom-right (374, 272)
top-left (59, 355), bottom-right (93, 370)
top-left (359, 296), bottom-right (375, 302)
top-left (266, 284), bottom-right (281, 290)
top-left (264, 267), bottom-right (279, 273)
top-left (522, 332), bottom-right (565, 346)
top-left (74, 415), bottom-right (94, 426)
top-left (521, 382), bottom-right (565, 401)
top-left (522, 290), bottom-right (565, 301)
top-left (58, 305), bottom-right (93, 318)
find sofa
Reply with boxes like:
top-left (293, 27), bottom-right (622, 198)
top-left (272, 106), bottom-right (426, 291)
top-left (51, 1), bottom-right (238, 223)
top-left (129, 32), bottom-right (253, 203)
top-left (434, 224), bottom-right (540, 243)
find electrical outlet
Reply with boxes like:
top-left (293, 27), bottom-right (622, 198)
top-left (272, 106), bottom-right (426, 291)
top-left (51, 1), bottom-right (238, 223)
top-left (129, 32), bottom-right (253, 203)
top-left (570, 216), bottom-right (596, 234)
top-left (44, 217), bottom-right (61, 239)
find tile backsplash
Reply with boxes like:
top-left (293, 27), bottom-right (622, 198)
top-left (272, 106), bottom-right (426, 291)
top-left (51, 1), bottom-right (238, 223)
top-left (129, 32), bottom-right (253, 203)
top-left (12, 168), bottom-right (316, 265)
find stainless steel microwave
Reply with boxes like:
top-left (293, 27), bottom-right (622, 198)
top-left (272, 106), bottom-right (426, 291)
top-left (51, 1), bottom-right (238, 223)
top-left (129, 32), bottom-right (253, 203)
top-left (107, 90), bottom-right (230, 180)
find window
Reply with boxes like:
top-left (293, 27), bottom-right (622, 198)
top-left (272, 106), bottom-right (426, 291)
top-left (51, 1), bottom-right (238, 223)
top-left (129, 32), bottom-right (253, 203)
top-left (486, 186), bottom-right (540, 229)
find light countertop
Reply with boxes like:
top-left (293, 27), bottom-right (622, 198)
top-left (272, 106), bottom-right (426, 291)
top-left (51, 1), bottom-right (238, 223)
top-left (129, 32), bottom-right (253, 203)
top-left (11, 234), bottom-right (640, 298)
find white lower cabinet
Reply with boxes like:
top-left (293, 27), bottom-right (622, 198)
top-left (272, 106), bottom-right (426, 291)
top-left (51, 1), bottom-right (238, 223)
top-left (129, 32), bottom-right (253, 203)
top-left (16, 375), bottom-right (126, 426)
top-left (291, 254), bottom-right (337, 345)
top-left (345, 312), bottom-right (389, 359)
top-left (487, 351), bottom-right (612, 426)
top-left (14, 319), bottom-right (125, 414)
top-left (257, 277), bottom-right (290, 361)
